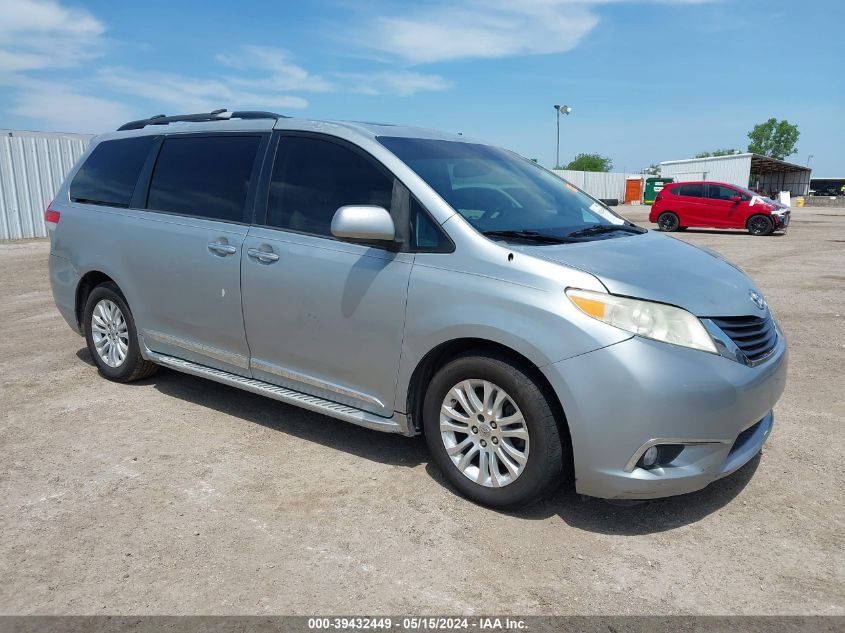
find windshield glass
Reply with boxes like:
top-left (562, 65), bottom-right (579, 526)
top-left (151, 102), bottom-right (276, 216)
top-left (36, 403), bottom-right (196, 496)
top-left (378, 137), bottom-right (637, 242)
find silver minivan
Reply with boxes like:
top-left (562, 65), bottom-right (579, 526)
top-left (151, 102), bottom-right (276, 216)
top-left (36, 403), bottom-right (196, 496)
top-left (48, 110), bottom-right (787, 508)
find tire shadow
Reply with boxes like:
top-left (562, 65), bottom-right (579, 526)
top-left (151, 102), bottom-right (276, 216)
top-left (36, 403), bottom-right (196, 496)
top-left (131, 359), bottom-right (427, 469)
top-left (671, 228), bottom-right (787, 237)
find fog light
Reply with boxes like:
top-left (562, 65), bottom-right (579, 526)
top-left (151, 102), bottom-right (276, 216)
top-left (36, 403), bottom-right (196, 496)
top-left (642, 446), bottom-right (659, 468)
top-left (635, 444), bottom-right (684, 470)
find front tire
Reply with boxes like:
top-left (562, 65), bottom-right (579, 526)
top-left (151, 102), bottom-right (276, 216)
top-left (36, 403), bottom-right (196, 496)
top-left (747, 214), bottom-right (774, 236)
top-left (83, 282), bottom-right (158, 382)
top-left (423, 352), bottom-right (565, 509)
top-left (657, 212), bottom-right (680, 232)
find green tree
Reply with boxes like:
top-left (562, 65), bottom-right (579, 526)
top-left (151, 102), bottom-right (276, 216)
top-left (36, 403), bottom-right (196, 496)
top-left (747, 118), bottom-right (800, 160)
top-left (564, 153), bottom-right (613, 172)
top-left (695, 148), bottom-right (741, 158)
top-left (642, 163), bottom-right (661, 176)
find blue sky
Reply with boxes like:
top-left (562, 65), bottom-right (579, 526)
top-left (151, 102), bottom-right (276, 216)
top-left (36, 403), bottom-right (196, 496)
top-left (1, 0), bottom-right (843, 174)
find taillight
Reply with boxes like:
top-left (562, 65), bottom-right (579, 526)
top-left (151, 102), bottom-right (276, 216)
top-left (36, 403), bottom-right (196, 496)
top-left (44, 203), bottom-right (60, 230)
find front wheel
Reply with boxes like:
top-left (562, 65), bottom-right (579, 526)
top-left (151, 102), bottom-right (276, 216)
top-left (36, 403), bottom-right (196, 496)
top-left (747, 214), bottom-right (774, 236)
top-left (657, 212), bottom-right (680, 232)
top-left (423, 352), bottom-right (566, 509)
top-left (83, 282), bottom-right (158, 382)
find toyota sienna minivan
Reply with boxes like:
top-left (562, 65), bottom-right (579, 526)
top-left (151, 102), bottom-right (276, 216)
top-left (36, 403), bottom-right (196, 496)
top-left (47, 109), bottom-right (787, 508)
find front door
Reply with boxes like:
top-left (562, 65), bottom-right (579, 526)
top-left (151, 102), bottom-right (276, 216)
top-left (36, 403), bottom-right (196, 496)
top-left (240, 134), bottom-right (413, 416)
top-left (705, 184), bottom-right (744, 227)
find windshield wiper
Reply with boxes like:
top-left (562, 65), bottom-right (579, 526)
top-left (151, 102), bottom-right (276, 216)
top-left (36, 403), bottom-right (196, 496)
top-left (481, 229), bottom-right (579, 244)
top-left (565, 224), bottom-right (647, 238)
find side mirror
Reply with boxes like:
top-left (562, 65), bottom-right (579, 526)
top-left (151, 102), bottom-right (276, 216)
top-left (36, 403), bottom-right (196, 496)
top-left (331, 206), bottom-right (396, 242)
top-left (731, 195), bottom-right (742, 203)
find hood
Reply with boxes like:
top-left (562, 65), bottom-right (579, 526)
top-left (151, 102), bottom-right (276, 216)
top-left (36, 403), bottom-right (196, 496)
top-left (512, 231), bottom-right (763, 317)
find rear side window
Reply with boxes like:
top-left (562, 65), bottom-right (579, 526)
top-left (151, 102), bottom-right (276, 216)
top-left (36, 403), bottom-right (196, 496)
top-left (266, 136), bottom-right (394, 237)
top-left (677, 183), bottom-right (705, 197)
top-left (70, 136), bottom-right (156, 207)
top-left (146, 135), bottom-right (261, 222)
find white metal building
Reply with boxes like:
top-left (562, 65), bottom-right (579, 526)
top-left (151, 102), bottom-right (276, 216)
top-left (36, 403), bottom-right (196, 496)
top-left (552, 169), bottom-right (646, 203)
top-left (659, 153), bottom-right (811, 197)
top-left (1, 129), bottom-right (93, 240)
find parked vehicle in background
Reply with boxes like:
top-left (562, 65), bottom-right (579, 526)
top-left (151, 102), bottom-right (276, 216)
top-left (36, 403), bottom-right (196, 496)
top-left (47, 110), bottom-right (787, 508)
top-left (650, 181), bottom-right (790, 235)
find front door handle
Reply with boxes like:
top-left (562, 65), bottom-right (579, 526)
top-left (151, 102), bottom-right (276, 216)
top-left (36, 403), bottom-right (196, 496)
top-left (208, 241), bottom-right (237, 256)
top-left (247, 248), bottom-right (280, 263)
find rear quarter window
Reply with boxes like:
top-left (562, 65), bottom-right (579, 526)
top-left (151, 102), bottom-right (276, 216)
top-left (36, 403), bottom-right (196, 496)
top-left (70, 136), bottom-right (157, 207)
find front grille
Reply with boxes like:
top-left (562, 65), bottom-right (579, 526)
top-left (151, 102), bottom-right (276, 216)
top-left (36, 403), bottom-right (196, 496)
top-left (709, 313), bottom-right (778, 363)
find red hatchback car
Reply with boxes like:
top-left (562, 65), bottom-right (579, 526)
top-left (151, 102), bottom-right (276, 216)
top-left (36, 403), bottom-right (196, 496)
top-left (649, 181), bottom-right (790, 236)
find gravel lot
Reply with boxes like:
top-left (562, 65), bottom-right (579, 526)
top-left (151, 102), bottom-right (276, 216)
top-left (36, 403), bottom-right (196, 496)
top-left (1, 206), bottom-right (843, 615)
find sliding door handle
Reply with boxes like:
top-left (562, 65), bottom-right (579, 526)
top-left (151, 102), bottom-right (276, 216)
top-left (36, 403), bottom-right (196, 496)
top-left (208, 241), bottom-right (237, 256)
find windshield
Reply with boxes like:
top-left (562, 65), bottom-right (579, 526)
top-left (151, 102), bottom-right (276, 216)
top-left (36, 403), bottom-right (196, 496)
top-left (378, 137), bottom-right (640, 243)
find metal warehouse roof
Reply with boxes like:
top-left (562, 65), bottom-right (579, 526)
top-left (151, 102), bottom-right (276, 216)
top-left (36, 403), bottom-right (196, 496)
top-left (748, 154), bottom-right (809, 173)
top-left (661, 152), bottom-right (809, 173)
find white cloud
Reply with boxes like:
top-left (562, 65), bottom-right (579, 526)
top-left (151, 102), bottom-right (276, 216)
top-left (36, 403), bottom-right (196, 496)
top-left (359, 0), bottom-right (598, 64)
top-left (97, 67), bottom-right (309, 113)
top-left (355, 0), bottom-right (712, 64)
top-left (0, 0), bottom-right (104, 71)
top-left (343, 71), bottom-right (452, 96)
top-left (9, 81), bottom-right (134, 132)
top-left (217, 46), bottom-right (334, 93)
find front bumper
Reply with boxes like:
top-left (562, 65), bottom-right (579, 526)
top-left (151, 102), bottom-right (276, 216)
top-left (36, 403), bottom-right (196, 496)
top-left (542, 333), bottom-right (787, 499)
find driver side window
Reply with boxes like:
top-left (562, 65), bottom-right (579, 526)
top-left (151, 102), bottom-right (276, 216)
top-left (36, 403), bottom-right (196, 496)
top-left (708, 185), bottom-right (743, 201)
top-left (266, 136), bottom-right (394, 237)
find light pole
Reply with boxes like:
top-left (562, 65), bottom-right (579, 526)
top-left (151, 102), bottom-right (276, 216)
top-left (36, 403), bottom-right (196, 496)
top-left (806, 154), bottom-right (814, 167)
top-left (554, 104), bottom-right (572, 169)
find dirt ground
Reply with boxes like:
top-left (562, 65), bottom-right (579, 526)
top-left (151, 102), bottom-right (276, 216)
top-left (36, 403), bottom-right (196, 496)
top-left (1, 206), bottom-right (843, 616)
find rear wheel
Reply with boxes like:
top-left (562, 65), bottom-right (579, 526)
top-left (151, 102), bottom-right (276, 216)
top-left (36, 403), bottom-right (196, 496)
top-left (747, 214), bottom-right (773, 236)
top-left (423, 352), bottom-right (565, 509)
top-left (83, 283), bottom-right (158, 382)
top-left (657, 212), bottom-right (680, 232)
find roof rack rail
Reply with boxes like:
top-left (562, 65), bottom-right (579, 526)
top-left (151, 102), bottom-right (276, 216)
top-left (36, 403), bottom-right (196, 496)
top-left (116, 109), bottom-right (288, 131)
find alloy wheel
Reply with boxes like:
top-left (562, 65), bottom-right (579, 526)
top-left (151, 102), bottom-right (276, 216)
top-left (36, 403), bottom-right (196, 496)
top-left (90, 299), bottom-right (129, 368)
top-left (748, 216), bottom-right (770, 235)
top-left (658, 213), bottom-right (678, 231)
top-left (439, 379), bottom-right (530, 487)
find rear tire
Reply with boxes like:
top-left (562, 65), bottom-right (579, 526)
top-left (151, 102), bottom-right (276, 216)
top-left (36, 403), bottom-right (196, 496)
top-left (83, 282), bottom-right (158, 382)
top-left (747, 214), bottom-right (773, 236)
top-left (657, 212), bottom-right (680, 232)
top-left (423, 352), bottom-right (566, 509)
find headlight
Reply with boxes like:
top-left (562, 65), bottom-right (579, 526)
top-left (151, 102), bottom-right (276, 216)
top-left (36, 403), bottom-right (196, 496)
top-left (566, 288), bottom-right (717, 353)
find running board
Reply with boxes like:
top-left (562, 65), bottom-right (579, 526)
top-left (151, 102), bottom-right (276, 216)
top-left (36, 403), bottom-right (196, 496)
top-left (143, 348), bottom-right (409, 435)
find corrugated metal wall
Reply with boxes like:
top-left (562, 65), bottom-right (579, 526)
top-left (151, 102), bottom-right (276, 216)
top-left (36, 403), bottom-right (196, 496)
top-left (659, 154), bottom-right (752, 188)
top-left (552, 170), bottom-right (646, 202)
top-left (753, 171), bottom-right (811, 197)
top-left (0, 130), bottom-right (93, 240)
